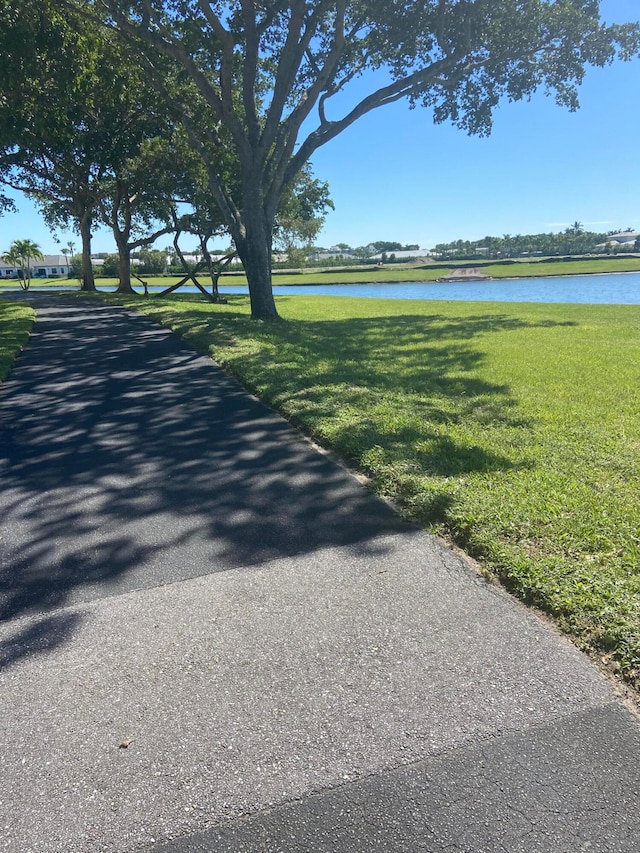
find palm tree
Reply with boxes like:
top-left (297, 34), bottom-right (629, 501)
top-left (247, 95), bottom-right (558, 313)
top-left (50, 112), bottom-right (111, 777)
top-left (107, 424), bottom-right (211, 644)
top-left (2, 240), bottom-right (44, 290)
top-left (61, 240), bottom-right (75, 261)
top-left (61, 241), bottom-right (77, 279)
top-left (1, 246), bottom-right (21, 284)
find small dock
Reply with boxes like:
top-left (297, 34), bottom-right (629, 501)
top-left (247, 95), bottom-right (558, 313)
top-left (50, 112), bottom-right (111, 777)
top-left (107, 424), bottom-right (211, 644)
top-left (437, 267), bottom-right (493, 282)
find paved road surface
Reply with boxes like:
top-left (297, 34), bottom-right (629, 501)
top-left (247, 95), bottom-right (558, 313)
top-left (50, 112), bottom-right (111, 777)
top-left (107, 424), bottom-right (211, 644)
top-left (1, 295), bottom-right (638, 852)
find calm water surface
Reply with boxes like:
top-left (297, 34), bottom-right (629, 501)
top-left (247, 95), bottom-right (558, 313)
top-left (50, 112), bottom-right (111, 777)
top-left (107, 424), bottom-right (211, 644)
top-left (162, 272), bottom-right (640, 304)
top-left (237, 273), bottom-right (640, 304)
top-left (39, 271), bottom-right (640, 304)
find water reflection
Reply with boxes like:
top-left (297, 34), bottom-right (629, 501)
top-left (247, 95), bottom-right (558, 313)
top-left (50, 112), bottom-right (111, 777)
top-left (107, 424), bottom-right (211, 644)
top-left (237, 273), bottom-right (640, 304)
top-left (8, 271), bottom-right (640, 304)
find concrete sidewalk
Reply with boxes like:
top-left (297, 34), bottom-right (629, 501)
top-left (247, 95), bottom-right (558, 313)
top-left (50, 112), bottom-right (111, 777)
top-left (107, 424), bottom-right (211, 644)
top-left (1, 295), bottom-right (638, 852)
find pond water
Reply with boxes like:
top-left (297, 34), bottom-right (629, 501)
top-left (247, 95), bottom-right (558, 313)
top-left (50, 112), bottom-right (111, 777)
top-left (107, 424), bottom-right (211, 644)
top-left (153, 272), bottom-right (640, 304)
top-left (23, 270), bottom-right (640, 304)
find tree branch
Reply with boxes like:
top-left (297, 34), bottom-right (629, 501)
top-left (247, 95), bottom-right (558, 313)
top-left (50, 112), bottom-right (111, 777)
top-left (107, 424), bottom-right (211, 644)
top-left (264, 0), bottom-right (349, 211)
top-left (129, 221), bottom-right (175, 250)
top-left (285, 49), bottom-right (470, 186)
top-left (260, 0), bottom-right (314, 154)
top-left (179, 113), bottom-right (243, 235)
top-left (240, 0), bottom-right (261, 145)
top-left (195, 0), bottom-right (236, 124)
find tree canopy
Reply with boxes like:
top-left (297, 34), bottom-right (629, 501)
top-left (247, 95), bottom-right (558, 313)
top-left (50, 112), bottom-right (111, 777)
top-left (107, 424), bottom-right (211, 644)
top-left (71, 0), bottom-right (639, 318)
top-left (0, 0), bottom-right (174, 291)
top-left (0, 0), bottom-right (335, 296)
top-left (3, 1), bottom-right (640, 315)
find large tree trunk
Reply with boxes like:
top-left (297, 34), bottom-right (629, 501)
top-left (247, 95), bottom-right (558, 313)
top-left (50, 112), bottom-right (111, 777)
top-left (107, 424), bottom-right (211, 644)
top-left (114, 232), bottom-right (135, 294)
top-left (79, 213), bottom-right (96, 292)
top-left (235, 194), bottom-right (279, 321)
top-left (199, 236), bottom-right (220, 300)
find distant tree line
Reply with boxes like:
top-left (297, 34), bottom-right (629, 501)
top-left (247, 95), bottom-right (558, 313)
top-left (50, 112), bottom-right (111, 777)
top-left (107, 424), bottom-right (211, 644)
top-left (303, 241), bottom-right (423, 264)
top-left (432, 223), bottom-right (639, 260)
top-left (94, 246), bottom-right (240, 277)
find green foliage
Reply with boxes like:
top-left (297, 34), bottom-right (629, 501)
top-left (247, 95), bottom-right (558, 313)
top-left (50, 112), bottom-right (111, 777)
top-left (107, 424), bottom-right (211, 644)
top-left (87, 0), bottom-right (640, 318)
top-left (0, 1), bottom-right (178, 290)
top-left (272, 165), bottom-right (334, 259)
top-left (369, 241), bottom-right (418, 253)
top-left (433, 226), bottom-right (636, 259)
top-left (136, 248), bottom-right (167, 275)
top-left (99, 291), bottom-right (640, 688)
top-left (99, 254), bottom-right (120, 277)
top-left (67, 253), bottom-right (83, 280)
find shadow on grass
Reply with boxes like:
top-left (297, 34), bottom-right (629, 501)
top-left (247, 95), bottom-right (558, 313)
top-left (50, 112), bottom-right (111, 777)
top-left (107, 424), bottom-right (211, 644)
top-left (150, 295), bottom-right (575, 483)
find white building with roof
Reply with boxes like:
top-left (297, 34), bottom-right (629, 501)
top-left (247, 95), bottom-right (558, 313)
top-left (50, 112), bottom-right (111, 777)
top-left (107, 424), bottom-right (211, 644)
top-left (0, 254), bottom-right (71, 279)
top-left (369, 249), bottom-right (432, 261)
top-left (605, 231), bottom-right (640, 248)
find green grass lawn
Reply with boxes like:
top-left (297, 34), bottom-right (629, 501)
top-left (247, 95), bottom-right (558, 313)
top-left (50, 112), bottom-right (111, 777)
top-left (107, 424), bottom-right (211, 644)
top-left (482, 256), bottom-right (640, 279)
top-left (0, 299), bottom-right (35, 382)
top-left (267, 257), bottom-right (640, 284)
top-left (4, 284), bottom-right (638, 687)
top-left (266, 256), bottom-right (640, 283)
top-left (97, 291), bottom-right (640, 689)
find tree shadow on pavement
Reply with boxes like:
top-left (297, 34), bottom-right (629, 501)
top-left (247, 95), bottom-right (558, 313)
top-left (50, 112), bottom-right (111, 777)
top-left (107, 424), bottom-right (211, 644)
top-left (0, 612), bottom-right (83, 671)
top-left (0, 296), bottom-right (573, 664)
top-left (0, 298), bottom-right (409, 661)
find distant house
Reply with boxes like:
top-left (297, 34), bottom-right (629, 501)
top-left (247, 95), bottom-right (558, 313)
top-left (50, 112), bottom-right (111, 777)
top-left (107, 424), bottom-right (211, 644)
top-left (607, 231), bottom-right (640, 247)
top-left (370, 249), bottom-right (431, 262)
top-left (595, 231), bottom-right (640, 251)
top-left (91, 257), bottom-right (141, 268)
top-left (307, 249), bottom-right (355, 262)
top-left (0, 254), bottom-right (71, 279)
top-left (0, 262), bottom-right (16, 279)
top-left (34, 255), bottom-right (72, 277)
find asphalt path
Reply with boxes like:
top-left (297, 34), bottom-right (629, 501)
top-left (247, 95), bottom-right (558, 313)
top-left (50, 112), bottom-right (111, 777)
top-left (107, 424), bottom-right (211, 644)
top-left (1, 294), bottom-right (639, 852)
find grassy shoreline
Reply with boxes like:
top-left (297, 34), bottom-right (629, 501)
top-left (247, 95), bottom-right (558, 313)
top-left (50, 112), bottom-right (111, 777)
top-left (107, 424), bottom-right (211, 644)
top-left (3, 289), bottom-right (639, 692)
top-left (268, 256), bottom-right (640, 285)
top-left (1, 255), bottom-right (639, 291)
top-left (91, 291), bottom-right (640, 691)
top-left (0, 299), bottom-right (35, 381)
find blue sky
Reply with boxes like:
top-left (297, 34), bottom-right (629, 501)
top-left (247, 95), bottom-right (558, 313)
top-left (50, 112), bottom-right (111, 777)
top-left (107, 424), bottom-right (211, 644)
top-left (1, 0), bottom-right (638, 255)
